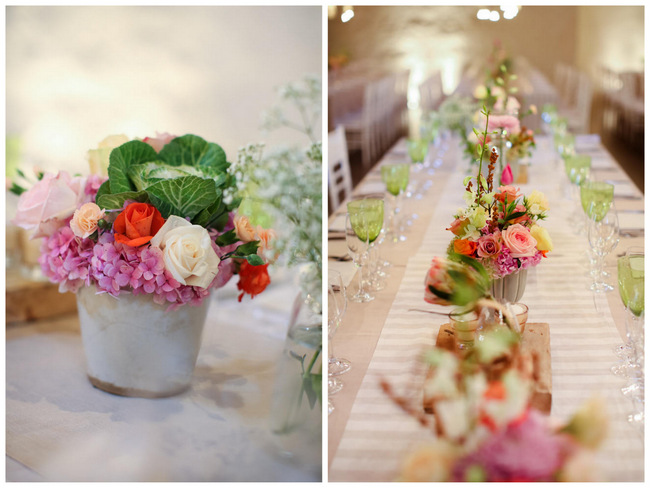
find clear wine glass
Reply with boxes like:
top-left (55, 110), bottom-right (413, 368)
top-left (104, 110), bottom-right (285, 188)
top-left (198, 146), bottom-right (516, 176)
top-left (587, 202), bottom-right (619, 292)
top-left (327, 284), bottom-right (343, 397)
top-left (328, 269), bottom-right (350, 377)
top-left (346, 200), bottom-right (383, 302)
top-left (381, 163), bottom-right (409, 242)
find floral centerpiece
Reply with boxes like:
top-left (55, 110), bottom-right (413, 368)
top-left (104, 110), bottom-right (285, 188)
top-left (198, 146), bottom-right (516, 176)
top-left (12, 133), bottom-right (272, 307)
top-left (11, 133), bottom-right (275, 397)
top-left (385, 261), bottom-right (607, 482)
top-left (446, 108), bottom-right (552, 287)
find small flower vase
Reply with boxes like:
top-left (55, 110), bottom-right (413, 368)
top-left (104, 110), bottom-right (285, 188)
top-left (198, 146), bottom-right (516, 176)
top-left (492, 129), bottom-right (509, 183)
top-left (76, 285), bottom-right (210, 398)
top-left (449, 308), bottom-right (479, 352)
top-left (491, 269), bottom-right (527, 304)
top-left (268, 293), bottom-right (322, 476)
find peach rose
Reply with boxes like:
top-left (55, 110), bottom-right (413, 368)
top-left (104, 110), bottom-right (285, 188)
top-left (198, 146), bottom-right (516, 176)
top-left (70, 202), bottom-right (105, 238)
top-left (502, 223), bottom-right (537, 258)
top-left (446, 217), bottom-right (468, 237)
top-left (495, 185), bottom-right (520, 205)
top-left (13, 171), bottom-right (86, 238)
top-left (255, 226), bottom-right (276, 253)
top-left (113, 202), bottom-right (166, 247)
top-left (477, 232), bottom-right (501, 258)
top-left (234, 215), bottom-right (256, 242)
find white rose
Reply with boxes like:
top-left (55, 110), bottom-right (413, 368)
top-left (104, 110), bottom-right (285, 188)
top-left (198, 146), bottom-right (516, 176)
top-left (150, 215), bottom-right (220, 289)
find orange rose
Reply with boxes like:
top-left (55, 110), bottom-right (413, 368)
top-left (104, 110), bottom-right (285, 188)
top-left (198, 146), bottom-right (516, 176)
top-left (446, 217), bottom-right (468, 237)
top-left (453, 239), bottom-right (478, 257)
top-left (113, 202), bottom-right (166, 247)
top-left (237, 261), bottom-right (271, 302)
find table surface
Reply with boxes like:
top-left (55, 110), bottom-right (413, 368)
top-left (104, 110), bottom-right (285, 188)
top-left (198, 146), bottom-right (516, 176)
top-left (6, 268), bottom-right (322, 482)
top-left (327, 133), bottom-right (644, 481)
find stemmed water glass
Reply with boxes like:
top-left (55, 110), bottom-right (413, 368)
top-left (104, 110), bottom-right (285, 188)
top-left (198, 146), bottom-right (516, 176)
top-left (587, 202), bottom-right (619, 292)
top-left (580, 179), bottom-right (614, 276)
top-left (381, 163), bottom-right (410, 242)
top-left (327, 283), bottom-right (343, 405)
top-left (565, 154), bottom-right (591, 227)
top-left (328, 269), bottom-right (350, 377)
top-left (346, 199), bottom-right (384, 302)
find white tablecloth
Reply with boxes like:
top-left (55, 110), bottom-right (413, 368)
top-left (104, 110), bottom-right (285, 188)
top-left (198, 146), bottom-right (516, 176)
top-left (329, 136), bottom-right (644, 481)
top-left (7, 269), bottom-right (321, 482)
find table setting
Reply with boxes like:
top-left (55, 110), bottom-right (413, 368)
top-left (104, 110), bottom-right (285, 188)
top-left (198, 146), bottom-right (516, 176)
top-left (328, 76), bottom-right (644, 480)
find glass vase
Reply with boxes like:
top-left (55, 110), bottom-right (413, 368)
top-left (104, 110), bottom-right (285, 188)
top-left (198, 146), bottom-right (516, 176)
top-left (268, 293), bottom-right (322, 477)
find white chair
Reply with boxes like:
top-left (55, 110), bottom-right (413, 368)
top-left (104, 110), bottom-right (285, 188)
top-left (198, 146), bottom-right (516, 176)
top-left (565, 70), bottom-right (593, 133)
top-left (328, 125), bottom-right (353, 210)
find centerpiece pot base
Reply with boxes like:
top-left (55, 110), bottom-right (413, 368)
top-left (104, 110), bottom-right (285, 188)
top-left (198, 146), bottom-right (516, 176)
top-left (76, 285), bottom-right (210, 398)
top-left (491, 269), bottom-right (527, 304)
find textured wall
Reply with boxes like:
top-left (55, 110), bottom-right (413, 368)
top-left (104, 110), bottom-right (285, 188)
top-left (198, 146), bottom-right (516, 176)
top-left (329, 6), bottom-right (592, 92)
top-left (7, 6), bottom-right (321, 175)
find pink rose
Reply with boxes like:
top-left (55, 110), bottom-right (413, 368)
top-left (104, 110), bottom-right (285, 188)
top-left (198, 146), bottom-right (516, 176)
top-left (501, 164), bottom-right (513, 185)
top-left (477, 232), bottom-right (502, 258)
top-left (70, 202), bottom-right (105, 238)
top-left (424, 257), bottom-right (454, 306)
top-left (13, 171), bottom-right (87, 238)
top-left (143, 132), bottom-right (176, 152)
top-left (488, 114), bottom-right (520, 135)
top-left (502, 223), bottom-right (537, 258)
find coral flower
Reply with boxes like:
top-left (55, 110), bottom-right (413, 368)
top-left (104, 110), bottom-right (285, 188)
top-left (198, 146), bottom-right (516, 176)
top-left (237, 261), bottom-right (271, 301)
top-left (113, 202), bottom-right (166, 247)
top-left (453, 239), bottom-right (478, 257)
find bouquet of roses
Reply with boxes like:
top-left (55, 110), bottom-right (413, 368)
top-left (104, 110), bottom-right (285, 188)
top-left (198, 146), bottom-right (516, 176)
top-left (447, 109), bottom-right (552, 280)
top-left (11, 133), bottom-right (274, 310)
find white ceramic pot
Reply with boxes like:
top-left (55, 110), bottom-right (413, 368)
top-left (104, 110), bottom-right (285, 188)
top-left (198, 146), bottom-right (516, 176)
top-left (76, 285), bottom-right (210, 398)
top-left (491, 269), bottom-right (527, 304)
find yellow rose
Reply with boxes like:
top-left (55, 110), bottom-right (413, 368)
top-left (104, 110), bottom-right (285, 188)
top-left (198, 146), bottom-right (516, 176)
top-left (527, 190), bottom-right (549, 215)
top-left (530, 225), bottom-right (553, 252)
top-left (473, 84), bottom-right (487, 100)
top-left (87, 134), bottom-right (129, 176)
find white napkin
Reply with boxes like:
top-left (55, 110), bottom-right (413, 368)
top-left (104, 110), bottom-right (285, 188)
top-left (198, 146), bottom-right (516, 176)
top-left (575, 134), bottom-right (601, 151)
top-left (618, 212), bottom-right (645, 230)
top-left (613, 181), bottom-right (640, 198)
top-left (355, 181), bottom-right (386, 195)
top-left (328, 213), bottom-right (347, 232)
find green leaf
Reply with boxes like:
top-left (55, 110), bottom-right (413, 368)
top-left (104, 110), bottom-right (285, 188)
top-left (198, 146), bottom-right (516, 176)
top-left (192, 197), bottom-right (225, 228)
top-left (146, 176), bottom-right (218, 219)
top-left (245, 254), bottom-right (265, 266)
top-left (234, 241), bottom-right (259, 256)
top-left (302, 376), bottom-right (317, 409)
top-left (128, 161), bottom-right (203, 191)
top-left (158, 135), bottom-right (229, 176)
top-left (463, 175), bottom-right (473, 186)
top-left (429, 285), bottom-right (452, 302)
top-left (479, 174), bottom-right (488, 190)
top-left (97, 190), bottom-right (149, 211)
top-left (9, 183), bottom-right (26, 196)
top-left (500, 64), bottom-right (507, 73)
top-left (495, 77), bottom-right (504, 86)
top-left (509, 74), bottom-right (518, 81)
top-left (95, 180), bottom-right (111, 205)
top-left (108, 141), bottom-right (159, 193)
top-left (215, 229), bottom-right (238, 247)
top-left (505, 211), bottom-right (526, 221)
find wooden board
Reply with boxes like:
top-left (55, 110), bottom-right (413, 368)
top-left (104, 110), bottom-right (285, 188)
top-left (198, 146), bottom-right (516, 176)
top-left (424, 322), bottom-right (551, 414)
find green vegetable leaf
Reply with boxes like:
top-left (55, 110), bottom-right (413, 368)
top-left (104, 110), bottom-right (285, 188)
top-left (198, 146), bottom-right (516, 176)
top-left (97, 190), bottom-right (150, 211)
top-left (158, 135), bottom-right (229, 176)
top-left (234, 241), bottom-right (259, 256)
top-left (95, 180), bottom-right (111, 205)
top-left (108, 141), bottom-right (159, 193)
top-left (128, 161), bottom-right (203, 191)
top-left (146, 176), bottom-right (218, 219)
top-left (215, 229), bottom-right (238, 247)
top-left (192, 197), bottom-right (225, 228)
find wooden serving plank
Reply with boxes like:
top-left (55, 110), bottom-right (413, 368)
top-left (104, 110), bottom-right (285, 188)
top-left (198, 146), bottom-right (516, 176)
top-left (424, 322), bottom-right (551, 414)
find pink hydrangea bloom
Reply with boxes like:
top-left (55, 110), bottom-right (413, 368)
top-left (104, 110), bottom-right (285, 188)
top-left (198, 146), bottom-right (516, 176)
top-left (39, 224), bottom-right (94, 293)
top-left (452, 409), bottom-right (576, 482)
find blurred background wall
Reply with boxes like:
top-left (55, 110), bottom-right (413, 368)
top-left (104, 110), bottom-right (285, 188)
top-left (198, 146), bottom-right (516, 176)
top-left (7, 6), bottom-right (322, 176)
top-left (328, 5), bottom-right (643, 96)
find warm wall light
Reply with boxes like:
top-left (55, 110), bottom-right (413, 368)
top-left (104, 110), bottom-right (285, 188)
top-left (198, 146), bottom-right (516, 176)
top-left (501, 5), bottom-right (519, 19)
top-left (328, 5), bottom-right (337, 20)
top-left (489, 10), bottom-right (500, 21)
top-left (477, 8), bottom-right (490, 20)
top-left (341, 6), bottom-right (354, 23)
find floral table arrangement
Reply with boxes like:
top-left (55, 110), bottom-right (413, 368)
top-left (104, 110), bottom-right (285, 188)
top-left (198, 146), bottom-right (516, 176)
top-left (11, 133), bottom-right (274, 397)
top-left (445, 108), bottom-right (552, 302)
top-left (382, 260), bottom-right (607, 482)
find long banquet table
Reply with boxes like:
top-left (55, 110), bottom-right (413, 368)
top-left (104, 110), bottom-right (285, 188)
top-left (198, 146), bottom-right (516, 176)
top-left (327, 133), bottom-right (644, 481)
top-left (6, 269), bottom-right (320, 482)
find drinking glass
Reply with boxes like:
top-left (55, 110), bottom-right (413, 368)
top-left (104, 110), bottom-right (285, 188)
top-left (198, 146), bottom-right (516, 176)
top-left (614, 249), bottom-right (645, 370)
top-left (346, 199), bottom-right (384, 302)
top-left (587, 203), bottom-right (619, 292)
top-left (381, 163), bottom-right (410, 242)
top-left (328, 269), bottom-right (350, 376)
top-left (565, 154), bottom-right (591, 227)
top-left (327, 284), bottom-right (343, 396)
top-left (580, 180), bottom-right (614, 274)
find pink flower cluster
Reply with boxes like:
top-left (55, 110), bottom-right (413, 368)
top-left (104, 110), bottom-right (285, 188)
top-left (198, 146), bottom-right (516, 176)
top-left (451, 409), bottom-right (577, 482)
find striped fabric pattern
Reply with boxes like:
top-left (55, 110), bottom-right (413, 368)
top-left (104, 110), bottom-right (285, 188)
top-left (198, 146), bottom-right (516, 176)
top-left (329, 138), bottom-right (644, 481)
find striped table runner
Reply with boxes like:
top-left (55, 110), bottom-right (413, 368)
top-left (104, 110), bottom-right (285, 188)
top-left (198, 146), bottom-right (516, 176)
top-left (329, 139), bottom-right (644, 481)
